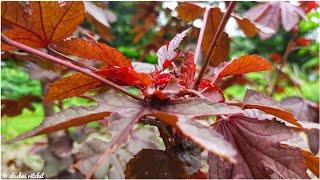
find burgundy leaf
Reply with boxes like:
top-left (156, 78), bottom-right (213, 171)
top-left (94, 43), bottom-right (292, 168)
top-left (6, 92), bottom-right (143, 143)
top-left (208, 115), bottom-right (309, 179)
top-left (73, 109), bottom-right (147, 178)
top-left (74, 126), bottom-right (163, 179)
top-left (177, 119), bottom-right (237, 163)
top-left (246, 2), bottom-right (305, 39)
top-left (243, 89), bottom-right (302, 127)
top-left (125, 149), bottom-right (189, 178)
top-left (179, 51), bottom-right (195, 88)
top-left (1, 95), bottom-right (41, 117)
top-left (280, 96), bottom-right (319, 154)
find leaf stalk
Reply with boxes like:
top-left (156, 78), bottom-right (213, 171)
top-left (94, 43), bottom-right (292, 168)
top-left (1, 34), bottom-right (145, 102)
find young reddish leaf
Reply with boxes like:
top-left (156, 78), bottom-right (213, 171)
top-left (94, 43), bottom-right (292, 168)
top-left (269, 53), bottom-right (282, 63)
top-left (54, 38), bottom-right (132, 67)
top-left (202, 8), bottom-right (230, 66)
top-left (74, 109), bottom-right (146, 178)
top-left (176, 2), bottom-right (204, 22)
top-left (301, 150), bottom-right (319, 177)
top-left (97, 66), bottom-right (152, 89)
top-left (246, 2), bottom-right (305, 39)
top-left (6, 92), bottom-right (143, 143)
top-left (125, 149), bottom-right (189, 179)
top-left (1, 95), bottom-right (41, 117)
top-left (214, 54), bottom-right (272, 81)
top-left (243, 89), bottom-right (302, 127)
top-left (296, 37), bottom-right (312, 46)
top-left (156, 29), bottom-right (189, 69)
top-left (44, 73), bottom-right (102, 102)
top-left (1, 2), bottom-right (84, 48)
top-left (280, 96), bottom-right (319, 154)
top-left (152, 72), bottom-right (172, 86)
top-left (208, 115), bottom-right (309, 179)
top-left (179, 51), bottom-right (195, 88)
top-left (177, 119), bottom-right (237, 163)
top-left (300, 1), bottom-right (318, 13)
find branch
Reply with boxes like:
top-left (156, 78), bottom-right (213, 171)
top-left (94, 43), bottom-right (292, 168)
top-left (1, 34), bottom-right (145, 102)
top-left (47, 46), bottom-right (99, 72)
top-left (194, 2), bottom-right (236, 90)
top-left (269, 30), bottom-right (298, 96)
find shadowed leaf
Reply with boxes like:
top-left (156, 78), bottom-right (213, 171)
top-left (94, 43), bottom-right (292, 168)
top-left (280, 97), bottom-right (319, 154)
top-left (1, 95), bottom-right (41, 117)
top-left (177, 119), bottom-right (237, 162)
top-left (125, 149), bottom-right (189, 179)
top-left (208, 115), bottom-right (309, 179)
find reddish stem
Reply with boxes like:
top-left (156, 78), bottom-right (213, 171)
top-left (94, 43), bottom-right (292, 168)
top-left (47, 46), bottom-right (99, 72)
top-left (1, 34), bottom-right (145, 102)
top-left (194, 6), bottom-right (210, 64)
top-left (194, 2), bottom-right (236, 90)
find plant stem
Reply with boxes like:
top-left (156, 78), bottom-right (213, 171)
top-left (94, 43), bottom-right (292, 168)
top-left (194, 1), bottom-right (236, 90)
top-left (194, 6), bottom-right (210, 64)
top-left (47, 46), bottom-right (99, 72)
top-left (269, 30), bottom-right (297, 96)
top-left (1, 34), bottom-right (145, 102)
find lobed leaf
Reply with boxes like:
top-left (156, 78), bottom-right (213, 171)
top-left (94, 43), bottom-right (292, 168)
top-left (1, 95), bottom-right (41, 117)
top-left (245, 2), bottom-right (305, 39)
top-left (177, 119), bottom-right (237, 162)
top-left (208, 115), bottom-right (309, 179)
top-left (2, 2), bottom-right (84, 48)
top-left (74, 109), bottom-right (146, 178)
top-left (54, 38), bottom-right (132, 67)
top-left (7, 92), bottom-right (143, 143)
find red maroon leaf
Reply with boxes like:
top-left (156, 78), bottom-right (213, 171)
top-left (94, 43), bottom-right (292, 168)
top-left (1, 2), bottom-right (85, 48)
top-left (54, 38), bottom-right (132, 67)
top-left (214, 54), bottom-right (272, 81)
top-left (269, 53), bottom-right (282, 63)
top-left (208, 115), bottom-right (309, 179)
top-left (302, 150), bottom-right (319, 177)
top-left (125, 149), bottom-right (189, 179)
